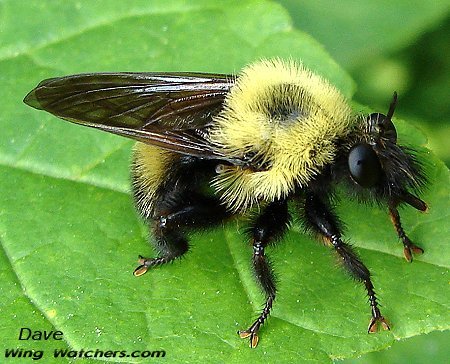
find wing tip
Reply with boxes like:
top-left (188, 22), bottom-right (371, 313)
top-left (23, 77), bottom-right (59, 109)
top-left (23, 89), bottom-right (42, 109)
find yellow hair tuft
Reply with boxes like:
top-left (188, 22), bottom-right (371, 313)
top-left (209, 59), bottom-right (355, 212)
top-left (132, 143), bottom-right (177, 218)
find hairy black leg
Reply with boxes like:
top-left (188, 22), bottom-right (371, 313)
top-left (303, 192), bottom-right (390, 333)
top-left (239, 200), bottom-right (290, 348)
top-left (388, 201), bottom-right (423, 262)
top-left (134, 194), bottom-right (229, 276)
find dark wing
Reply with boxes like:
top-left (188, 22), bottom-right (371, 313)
top-left (24, 72), bottom-right (236, 159)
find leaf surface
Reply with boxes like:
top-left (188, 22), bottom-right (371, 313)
top-left (0, 1), bottom-right (448, 362)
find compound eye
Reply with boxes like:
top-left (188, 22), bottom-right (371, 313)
top-left (348, 144), bottom-right (382, 188)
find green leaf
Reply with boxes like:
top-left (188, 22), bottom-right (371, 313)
top-left (1, 1), bottom-right (448, 363)
top-left (343, 330), bottom-right (450, 364)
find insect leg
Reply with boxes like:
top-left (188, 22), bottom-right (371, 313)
top-left (303, 192), bottom-right (390, 333)
top-left (239, 200), bottom-right (290, 348)
top-left (134, 193), bottom-right (229, 276)
top-left (388, 201), bottom-right (423, 262)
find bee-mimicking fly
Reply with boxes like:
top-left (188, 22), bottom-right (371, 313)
top-left (24, 59), bottom-right (428, 347)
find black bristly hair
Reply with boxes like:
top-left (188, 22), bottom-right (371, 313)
top-left (376, 143), bottom-right (428, 202)
top-left (330, 93), bottom-right (427, 211)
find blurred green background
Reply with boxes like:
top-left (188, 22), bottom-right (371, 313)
top-left (277, 1), bottom-right (449, 362)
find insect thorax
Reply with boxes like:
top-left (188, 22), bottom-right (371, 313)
top-left (208, 59), bottom-right (355, 212)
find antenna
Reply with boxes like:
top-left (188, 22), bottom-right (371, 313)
top-left (386, 91), bottom-right (398, 121)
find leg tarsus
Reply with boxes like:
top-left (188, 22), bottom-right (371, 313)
top-left (133, 255), bottom-right (175, 276)
top-left (134, 219), bottom-right (189, 275)
top-left (238, 295), bottom-right (274, 348)
top-left (403, 241), bottom-right (424, 262)
top-left (389, 204), bottom-right (424, 262)
top-left (364, 279), bottom-right (390, 332)
top-left (368, 315), bottom-right (391, 333)
top-left (238, 329), bottom-right (259, 348)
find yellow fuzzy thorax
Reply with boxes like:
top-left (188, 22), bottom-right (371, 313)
top-left (208, 59), bottom-right (355, 212)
